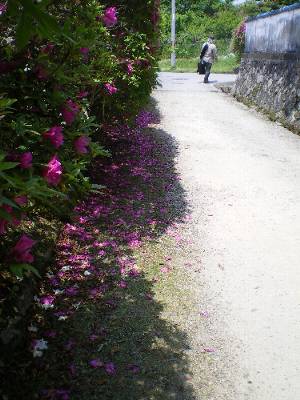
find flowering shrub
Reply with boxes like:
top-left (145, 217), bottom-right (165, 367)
top-left (0, 0), bottom-right (160, 279)
top-left (0, 3), bottom-right (160, 388)
top-left (231, 20), bottom-right (246, 61)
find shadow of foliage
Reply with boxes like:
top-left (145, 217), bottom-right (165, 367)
top-left (3, 100), bottom-right (196, 400)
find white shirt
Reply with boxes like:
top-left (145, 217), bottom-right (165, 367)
top-left (202, 42), bottom-right (217, 64)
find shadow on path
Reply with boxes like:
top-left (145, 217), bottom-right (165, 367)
top-left (22, 100), bottom-right (196, 400)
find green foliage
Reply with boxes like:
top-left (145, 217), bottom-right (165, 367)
top-left (160, 0), bottom-right (241, 58)
top-left (160, 0), bottom-right (297, 60)
top-left (238, 0), bottom-right (298, 17)
top-left (159, 54), bottom-right (239, 73)
top-left (0, 0), bottom-right (159, 277)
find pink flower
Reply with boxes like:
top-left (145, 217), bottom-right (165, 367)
top-left (105, 362), bottom-right (116, 375)
top-left (89, 334), bottom-right (99, 341)
top-left (0, 219), bottom-right (7, 235)
top-left (40, 295), bottom-right (55, 306)
top-left (40, 43), bottom-right (55, 54)
top-left (89, 359), bottom-right (104, 368)
top-left (201, 347), bottom-right (216, 353)
top-left (14, 195), bottom-right (28, 206)
top-left (19, 152), bottom-right (32, 169)
top-left (62, 100), bottom-right (80, 125)
top-left (127, 364), bottom-right (140, 374)
top-left (11, 234), bottom-right (36, 263)
top-left (77, 91), bottom-right (88, 99)
top-left (0, 3), bottom-right (7, 15)
top-left (199, 311), bottom-right (209, 317)
top-left (104, 82), bottom-right (117, 95)
top-left (80, 47), bottom-right (89, 62)
top-left (126, 62), bottom-right (134, 75)
top-left (43, 126), bottom-right (64, 149)
top-left (65, 286), bottom-right (78, 296)
top-left (80, 47), bottom-right (89, 55)
top-left (102, 7), bottom-right (118, 27)
top-left (74, 136), bottom-right (90, 154)
top-left (118, 280), bottom-right (127, 289)
top-left (43, 155), bottom-right (63, 186)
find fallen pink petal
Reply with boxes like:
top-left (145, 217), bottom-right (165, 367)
top-left (89, 359), bottom-right (104, 368)
top-left (105, 362), bottom-right (116, 375)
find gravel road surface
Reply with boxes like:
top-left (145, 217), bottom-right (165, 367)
top-left (153, 72), bottom-right (300, 400)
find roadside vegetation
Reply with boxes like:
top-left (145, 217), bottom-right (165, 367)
top-left (159, 0), bottom-right (297, 73)
top-left (0, 1), bottom-right (160, 398)
top-left (159, 54), bottom-right (239, 73)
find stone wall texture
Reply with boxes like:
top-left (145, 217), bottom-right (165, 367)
top-left (233, 53), bottom-right (300, 132)
top-left (233, 4), bottom-right (300, 133)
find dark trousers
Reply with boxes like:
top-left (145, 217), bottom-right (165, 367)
top-left (203, 61), bottom-right (212, 83)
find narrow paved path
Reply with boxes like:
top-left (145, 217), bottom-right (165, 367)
top-left (154, 72), bottom-right (300, 400)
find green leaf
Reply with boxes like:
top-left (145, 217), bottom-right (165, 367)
top-left (10, 263), bottom-right (40, 278)
top-left (0, 208), bottom-right (13, 222)
top-left (0, 98), bottom-right (17, 110)
top-left (0, 161), bottom-right (19, 171)
top-left (16, 11), bottom-right (33, 49)
top-left (7, 0), bottom-right (19, 15)
top-left (0, 196), bottom-right (20, 209)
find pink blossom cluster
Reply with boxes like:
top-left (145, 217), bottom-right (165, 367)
top-left (19, 152), bottom-right (33, 169)
top-left (43, 155), bottom-right (63, 186)
top-left (135, 110), bottom-right (158, 128)
top-left (74, 136), bottom-right (90, 154)
top-left (102, 7), bottom-right (118, 27)
top-left (43, 126), bottom-right (64, 149)
top-left (62, 99), bottom-right (80, 125)
top-left (0, 3), bottom-right (7, 15)
top-left (11, 234), bottom-right (36, 263)
top-left (104, 82), bottom-right (118, 95)
top-left (235, 21), bottom-right (246, 39)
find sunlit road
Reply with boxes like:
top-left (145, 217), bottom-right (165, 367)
top-left (154, 72), bottom-right (300, 400)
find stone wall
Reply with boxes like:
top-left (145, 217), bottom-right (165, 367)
top-left (232, 3), bottom-right (300, 133)
top-left (233, 53), bottom-right (300, 132)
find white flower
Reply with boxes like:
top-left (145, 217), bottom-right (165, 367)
top-left (61, 265), bottom-right (71, 272)
top-left (32, 339), bottom-right (48, 358)
top-left (33, 349), bottom-right (43, 358)
top-left (6, 37), bottom-right (14, 44)
top-left (84, 270), bottom-right (91, 276)
top-left (40, 303), bottom-right (54, 310)
top-left (35, 339), bottom-right (48, 350)
top-left (54, 289), bottom-right (65, 295)
top-left (58, 315), bottom-right (68, 321)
